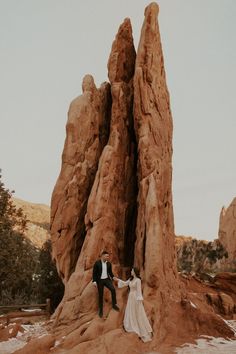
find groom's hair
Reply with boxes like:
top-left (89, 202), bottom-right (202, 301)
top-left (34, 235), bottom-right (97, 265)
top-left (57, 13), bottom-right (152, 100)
top-left (101, 250), bottom-right (109, 256)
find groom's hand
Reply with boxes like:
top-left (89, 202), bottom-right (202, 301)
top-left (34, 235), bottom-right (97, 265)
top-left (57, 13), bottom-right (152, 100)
top-left (92, 281), bottom-right (97, 287)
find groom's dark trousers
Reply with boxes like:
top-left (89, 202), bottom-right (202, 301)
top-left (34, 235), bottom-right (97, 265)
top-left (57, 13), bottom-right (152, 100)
top-left (92, 260), bottom-right (117, 314)
top-left (97, 278), bottom-right (117, 313)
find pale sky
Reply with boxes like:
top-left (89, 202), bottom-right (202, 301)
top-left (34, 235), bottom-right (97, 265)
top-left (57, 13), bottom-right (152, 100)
top-left (0, 1), bottom-right (235, 240)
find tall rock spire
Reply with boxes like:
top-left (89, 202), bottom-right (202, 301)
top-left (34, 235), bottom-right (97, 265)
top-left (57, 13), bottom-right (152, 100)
top-left (133, 2), bottom-right (177, 290)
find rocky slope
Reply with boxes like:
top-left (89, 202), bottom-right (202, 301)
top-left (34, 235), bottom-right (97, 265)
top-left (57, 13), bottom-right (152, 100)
top-left (13, 197), bottom-right (50, 248)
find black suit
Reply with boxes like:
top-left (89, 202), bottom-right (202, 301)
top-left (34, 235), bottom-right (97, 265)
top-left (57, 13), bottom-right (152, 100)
top-left (92, 260), bottom-right (117, 314)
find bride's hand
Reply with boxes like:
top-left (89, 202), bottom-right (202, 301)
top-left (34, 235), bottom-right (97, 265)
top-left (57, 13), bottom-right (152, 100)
top-left (113, 277), bottom-right (119, 281)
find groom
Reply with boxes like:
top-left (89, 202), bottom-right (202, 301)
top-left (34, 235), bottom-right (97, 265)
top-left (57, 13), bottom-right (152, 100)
top-left (92, 251), bottom-right (119, 317)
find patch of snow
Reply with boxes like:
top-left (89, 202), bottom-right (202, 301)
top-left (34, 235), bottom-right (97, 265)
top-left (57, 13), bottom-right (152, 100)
top-left (21, 308), bottom-right (42, 312)
top-left (16, 331), bottom-right (23, 337)
top-left (175, 320), bottom-right (236, 354)
top-left (0, 338), bottom-right (25, 354)
top-left (190, 301), bottom-right (197, 309)
top-left (221, 318), bottom-right (236, 336)
top-left (0, 321), bottom-right (48, 354)
top-left (53, 340), bottom-right (61, 347)
top-left (175, 337), bottom-right (236, 353)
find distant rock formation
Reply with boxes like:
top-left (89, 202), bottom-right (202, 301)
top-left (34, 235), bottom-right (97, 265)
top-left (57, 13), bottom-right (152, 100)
top-left (176, 197), bottom-right (236, 274)
top-left (13, 197), bottom-right (50, 248)
top-left (176, 235), bottom-right (229, 273)
top-left (219, 197), bottom-right (236, 264)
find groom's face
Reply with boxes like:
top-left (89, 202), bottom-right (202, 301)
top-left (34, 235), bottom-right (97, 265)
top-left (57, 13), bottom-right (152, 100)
top-left (102, 253), bottom-right (109, 262)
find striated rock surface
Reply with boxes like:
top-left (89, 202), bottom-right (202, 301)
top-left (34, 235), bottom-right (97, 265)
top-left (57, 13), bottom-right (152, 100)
top-left (13, 197), bottom-right (50, 248)
top-left (79, 17), bottom-right (137, 272)
top-left (219, 197), bottom-right (236, 264)
top-left (50, 76), bottom-right (111, 282)
top-left (45, 3), bottom-right (236, 353)
top-left (134, 2), bottom-right (177, 286)
top-left (51, 17), bottom-right (137, 332)
top-left (132, 2), bottom-right (180, 344)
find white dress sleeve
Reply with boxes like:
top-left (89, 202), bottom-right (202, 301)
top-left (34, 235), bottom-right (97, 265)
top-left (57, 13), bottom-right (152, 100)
top-left (117, 279), bottom-right (130, 288)
top-left (136, 278), bottom-right (144, 301)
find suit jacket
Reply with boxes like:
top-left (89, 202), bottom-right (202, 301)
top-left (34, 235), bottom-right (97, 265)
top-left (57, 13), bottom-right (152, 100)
top-left (92, 260), bottom-right (114, 283)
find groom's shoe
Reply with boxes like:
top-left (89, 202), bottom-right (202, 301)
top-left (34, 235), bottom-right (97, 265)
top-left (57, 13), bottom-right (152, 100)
top-left (112, 305), bottom-right (120, 311)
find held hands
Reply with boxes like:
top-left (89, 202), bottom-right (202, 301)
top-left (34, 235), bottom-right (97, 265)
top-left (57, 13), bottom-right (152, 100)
top-left (113, 277), bottom-right (120, 285)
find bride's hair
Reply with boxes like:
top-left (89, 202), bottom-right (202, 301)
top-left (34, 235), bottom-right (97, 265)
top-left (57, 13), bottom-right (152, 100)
top-left (130, 267), bottom-right (141, 280)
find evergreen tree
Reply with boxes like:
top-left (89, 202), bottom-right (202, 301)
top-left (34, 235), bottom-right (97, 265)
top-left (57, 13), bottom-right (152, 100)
top-left (0, 170), bottom-right (64, 309)
top-left (34, 240), bottom-right (64, 312)
top-left (0, 169), bottom-right (39, 303)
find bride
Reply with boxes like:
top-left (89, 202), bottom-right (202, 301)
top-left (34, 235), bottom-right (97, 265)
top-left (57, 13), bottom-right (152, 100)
top-left (114, 267), bottom-right (152, 342)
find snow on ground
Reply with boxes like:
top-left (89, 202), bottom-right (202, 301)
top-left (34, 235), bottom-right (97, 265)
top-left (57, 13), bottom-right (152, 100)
top-left (0, 321), bottom-right (48, 354)
top-left (0, 338), bottom-right (25, 354)
top-left (175, 320), bottom-right (236, 354)
top-left (21, 308), bottom-right (42, 312)
top-left (1, 319), bottom-right (236, 354)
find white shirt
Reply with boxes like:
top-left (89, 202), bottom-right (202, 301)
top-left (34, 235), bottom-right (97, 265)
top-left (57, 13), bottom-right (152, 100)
top-left (101, 260), bottom-right (108, 279)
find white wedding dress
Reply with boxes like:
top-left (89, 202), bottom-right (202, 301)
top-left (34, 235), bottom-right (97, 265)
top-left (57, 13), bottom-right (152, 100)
top-left (118, 276), bottom-right (152, 342)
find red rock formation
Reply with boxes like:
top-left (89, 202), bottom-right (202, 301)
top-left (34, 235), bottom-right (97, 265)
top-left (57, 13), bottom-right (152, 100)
top-left (176, 235), bottom-right (229, 273)
top-left (51, 17), bottom-right (137, 331)
top-left (79, 17), bottom-right (137, 271)
top-left (134, 2), bottom-right (177, 288)
top-left (14, 334), bottom-right (55, 354)
top-left (219, 197), bottom-right (236, 262)
top-left (50, 76), bottom-right (111, 282)
top-left (0, 323), bottom-right (24, 342)
top-left (132, 2), bottom-right (181, 344)
top-left (45, 3), bottom-right (236, 354)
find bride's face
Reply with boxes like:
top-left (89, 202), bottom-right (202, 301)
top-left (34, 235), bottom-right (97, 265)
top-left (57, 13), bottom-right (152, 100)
top-left (131, 268), bottom-right (135, 276)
